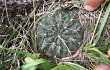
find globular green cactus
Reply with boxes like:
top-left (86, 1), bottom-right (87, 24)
top-left (37, 10), bottom-right (83, 58)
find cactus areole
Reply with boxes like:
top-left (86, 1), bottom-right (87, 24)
top-left (37, 10), bottom-right (83, 58)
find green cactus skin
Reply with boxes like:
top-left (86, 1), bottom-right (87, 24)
top-left (37, 10), bottom-right (83, 58)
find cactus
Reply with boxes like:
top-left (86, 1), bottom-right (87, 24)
top-left (37, 10), bottom-right (83, 58)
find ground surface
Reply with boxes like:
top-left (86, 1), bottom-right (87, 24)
top-left (0, 0), bottom-right (110, 70)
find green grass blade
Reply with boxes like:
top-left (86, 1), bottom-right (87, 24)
top-left (84, 47), bottom-right (110, 63)
top-left (0, 45), bottom-right (36, 59)
top-left (65, 62), bottom-right (88, 70)
top-left (22, 59), bottom-right (46, 70)
top-left (0, 63), bottom-right (3, 70)
top-left (93, 3), bottom-right (110, 46)
top-left (51, 64), bottom-right (72, 70)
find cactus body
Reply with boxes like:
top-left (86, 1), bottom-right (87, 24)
top-left (37, 10), bottom-right (83, 58)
